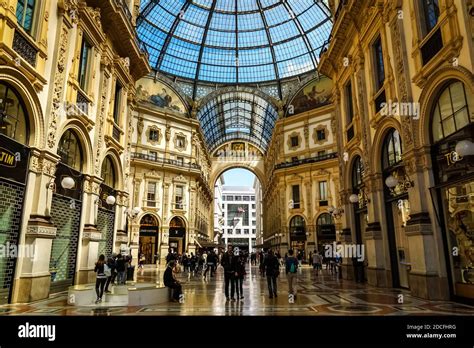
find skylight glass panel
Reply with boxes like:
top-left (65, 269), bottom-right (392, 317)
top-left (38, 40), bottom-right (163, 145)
top-left (264, 4), bottom-right (290, 26)
top-left (269, 20), bottom-right (299, 43)
top-left (210, 13), bottom-right (235, 31)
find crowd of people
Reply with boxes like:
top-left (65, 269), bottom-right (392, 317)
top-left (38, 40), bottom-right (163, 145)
top-left (162, 246), bottom-right (341, 303)
top-left (93, 253), bottom-right (133, 304)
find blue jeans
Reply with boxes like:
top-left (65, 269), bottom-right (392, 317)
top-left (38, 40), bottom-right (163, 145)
top-left (117, 271), bottom-right (126, 284)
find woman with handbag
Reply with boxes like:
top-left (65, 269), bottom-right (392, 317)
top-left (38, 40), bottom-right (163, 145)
top-left (94, 254), bottom-right (108, 304)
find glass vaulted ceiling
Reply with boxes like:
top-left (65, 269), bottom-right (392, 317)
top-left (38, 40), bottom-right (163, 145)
top-left (137, 0), bottom-right (332, 90)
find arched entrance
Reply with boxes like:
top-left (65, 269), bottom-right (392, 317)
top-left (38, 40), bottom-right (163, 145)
top-left (316, 213), bottom-right (336, 251)
top-left (289, 215), bottom-right (306, 260)
top-left (49, 129), bottom-right (85, 293)
top-left (0, 81), bottom-right (31, 303)
top-left (139, 214), bottom-right (159, 264)
top-left (169, 216), bottom-right (186, 254)
top-left (98, 156), bottom-right (117, 258)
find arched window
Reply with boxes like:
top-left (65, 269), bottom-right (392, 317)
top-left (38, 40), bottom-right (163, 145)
top-left (0, 82), bottom-right (28, 144)
top-left (140, 214), bottom-right (158, 226)
top-left (289, 215), bottom-right (305, 229)
top-left (57, 130), bottom-right (83, 171)
top-left (317, 213), bottom-right (334, 227)
top-left (382, 129), bottom-right (402, 169)
top-left (431, 81), bottom-right (473, 143)
top-left (352, 156), bottom-right (364, 189)
top-left (101, 156), bottom-right (116, 188)
top-left (170, 216), bottom-right (185, 228)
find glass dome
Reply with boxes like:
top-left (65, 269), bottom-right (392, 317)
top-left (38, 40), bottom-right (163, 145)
top-left (137, 0), bottom-right (332, 87)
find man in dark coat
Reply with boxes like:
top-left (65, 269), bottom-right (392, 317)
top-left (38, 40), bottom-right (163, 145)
top-left (164, 260), bottom-right (182, 302)
top-left (263, 250), bottom-right (279, 298)
top-left (221, 245), bottom-right (235, 300)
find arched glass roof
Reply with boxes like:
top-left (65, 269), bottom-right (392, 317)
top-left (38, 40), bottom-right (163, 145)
top-left (197, 91), bottom-right (278, 152)
top-left (137, 0), bottom-right (332, 88)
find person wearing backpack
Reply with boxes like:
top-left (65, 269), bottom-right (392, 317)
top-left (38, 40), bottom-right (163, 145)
top-left (94, 254), bottom-right (107, 304)
top-left (285, 249), bottom-right (299, 298)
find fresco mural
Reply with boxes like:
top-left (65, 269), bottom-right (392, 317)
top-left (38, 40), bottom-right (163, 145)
top-left (288, 76), bottom-right (333, 116)
top-left (136, 78), bottom-right (186, 113)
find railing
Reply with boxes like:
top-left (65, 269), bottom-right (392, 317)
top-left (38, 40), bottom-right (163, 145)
top-left (76, 90), bottom-right (89, 115)
top-left (114, 0), bottom-right (132, 23)
top-left (12, 30), bottom-right (37, 67)
top-left (274, 153), bottom-right (338, 170)
top-left (131, 152), bottom-right (202, 170)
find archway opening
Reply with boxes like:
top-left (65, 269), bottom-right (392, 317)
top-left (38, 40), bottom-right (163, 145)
top-left (289, 215), bottom-right (306, 261)
top-left (169, 216), bottom-right (186, 255)
top-left (214, 168), bottom-right (262, 255)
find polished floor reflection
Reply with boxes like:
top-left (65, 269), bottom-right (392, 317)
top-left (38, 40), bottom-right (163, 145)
top-left (1, 264), bottom-right (473, 316)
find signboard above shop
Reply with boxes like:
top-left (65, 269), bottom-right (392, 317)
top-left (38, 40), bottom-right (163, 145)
top-left (0, 134), bottom-right (30, 185)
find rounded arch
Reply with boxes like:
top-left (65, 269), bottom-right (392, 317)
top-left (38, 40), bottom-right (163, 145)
top-left (314, 212), bottom-right (334, 226)
top-left (151, 75), bottom-right (192, 113)
top-left (0, 66), bottom-right (44, 148)
top-left (139, 213), bottom-right (160, 227)
top-left (288, 214), bottom-right (308, 227)
top-left (370, 119), bottom-right (402, 174)
top-left (100, 148), bottom-right (124, 190)
top-left (137, 211), bottom-right (162, 228)
top-left (57, 120), bottom-right (93, 174)
top-left (210, 163), bottom-right (265, 191)
top-left (344, 149), bottom-right (364, 190)
top-left (168, 215), bottom-right (188, 228)
top-left (418, 66), bottom-right (474, 147)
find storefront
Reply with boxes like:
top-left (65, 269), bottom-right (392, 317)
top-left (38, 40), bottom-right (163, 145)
top-left (169, 216), bottom-right (186, 254)
top-left (430, 80), bottom-right (473, 302)
top-left (139, 214), bottom-right (159, 264)
top-left (382, 129), bottom-right (410, 289)
top-left (0, 82), bottom-right (30, 303)
top-left (316, 213), bottom-right (336, 252)
top-left (97, 156), bottom-right (116, 258)
top-left (289, 215), bottom-right (306, 258)
top-left (49, 130), bottom-right (84, 293)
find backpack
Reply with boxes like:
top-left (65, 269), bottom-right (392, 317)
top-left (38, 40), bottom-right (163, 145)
top-left (289, 258), bottom-right (297, 273)
top-left (104, 264), bottom-right (111, 277)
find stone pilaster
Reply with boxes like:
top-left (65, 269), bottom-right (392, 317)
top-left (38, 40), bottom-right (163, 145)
top-left (365, 222), bottom-right (389, 287)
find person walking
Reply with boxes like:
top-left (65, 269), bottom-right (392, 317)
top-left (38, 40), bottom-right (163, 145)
top-left (263, 250), bottom-right (279, 299)
top-left (234, 252), bottom-right (246, 300)
top-left (285, 249), bottom-right (299, 298)
top-left (164, 260), bottom-right (182, 302)
top-left (313, 251), bottom-right (323, 276)
top-left (116, 254), bottom-right (128, 285)
top-left (221, 245), bottom-right (235, 301)
top-left (204, 250), bottom-right (216, 278)
top-left (104, 255), bottom-right (116, 293)
top-left (94, 254), bottom-right (108, 304)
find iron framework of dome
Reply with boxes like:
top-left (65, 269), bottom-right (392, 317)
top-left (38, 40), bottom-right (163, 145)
top-left (137, 0), bottom-right (332, 100)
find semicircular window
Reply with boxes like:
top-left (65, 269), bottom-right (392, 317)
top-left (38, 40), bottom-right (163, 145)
top-left (0, 82), bottom-right (28, 145)
top-left (57, 130), bottom-right (83, 171)
top-left (101, 156), bottom-right (116, 188)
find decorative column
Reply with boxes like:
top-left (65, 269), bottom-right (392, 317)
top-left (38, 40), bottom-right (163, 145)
top-left (77, 176), bottom-right (103, 284)
top-left (12, 151), bottom-right (59, 303)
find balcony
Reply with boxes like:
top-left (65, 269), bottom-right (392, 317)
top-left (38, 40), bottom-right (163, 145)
top-left (12, 30), bottom-right (38, 67)
top-left (275, 153), bottom-right (338, 170)
top-left (131, 152), bottom-right (202, 172)
top-left (84, 0), bottom-right (150, 80)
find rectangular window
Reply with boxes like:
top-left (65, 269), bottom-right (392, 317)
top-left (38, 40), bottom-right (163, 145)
top-left (252, 221), bottom-right (256, 226)
top-left (252, 212), bottom-right (256, 217)
top-left (252, 204), bottom-right (256, 209)
top-left (113, 83), bottom-right (122, 124)
top-left (78, 38), bottom-right (92, 91)
top-left (346, 81), bottom-right (354, 123)
top-left (227, 195), bottom-right (234, 201)
top-left (291, 136), bottom-right (299, 147)
top-left (175, 185), bottom-right (184, 209)
top-left (319, 181), bottom-right (328, 201)
top-left (235, 196), bottom-right (242, 201)
top-left (222, 204), bottom-right (225, 209)
top-left (149, 129), bottom-right (159, 141)
top-left (236, 229), bottom-right (241, 235)
top-left (176, 136), bottom-right (185, 148)
top-left (317, 130), bottom-right (326, 141)
top-left (177, 156), bottom-right (184, 165)
top-left (373, 37), bottom-right (385, 91)
top-left (421, 0), bottom-right (440, 35)
top-left (244, 229), bottom-right (249, 235)
top-left (243, 196), bottom-right (250, 201)
top-left (251, 196), bottom-right (255, 201)
top-left (292, 185), bottom-right (300, 209)
top-left (16, 0), bottom-right (36, 34)
top-left (252, 229), bottom-right (256, 234)
top-left (227, 229), bottom-right (233, 235)
top-left (147, 182), bottom-right (156, 207)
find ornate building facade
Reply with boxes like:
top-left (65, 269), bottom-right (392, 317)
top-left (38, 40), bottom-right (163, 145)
top-left (0, 0), bottom-right (149, 303)
top-left (320, 0), bottom-right (474, 301)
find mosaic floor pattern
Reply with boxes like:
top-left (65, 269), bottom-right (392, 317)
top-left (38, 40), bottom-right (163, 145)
top-left (1, 265), bottom-right (473, 316)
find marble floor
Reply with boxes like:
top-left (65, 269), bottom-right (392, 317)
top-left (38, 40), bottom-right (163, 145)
top-left (1, 264), bottom-right (473, 316)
